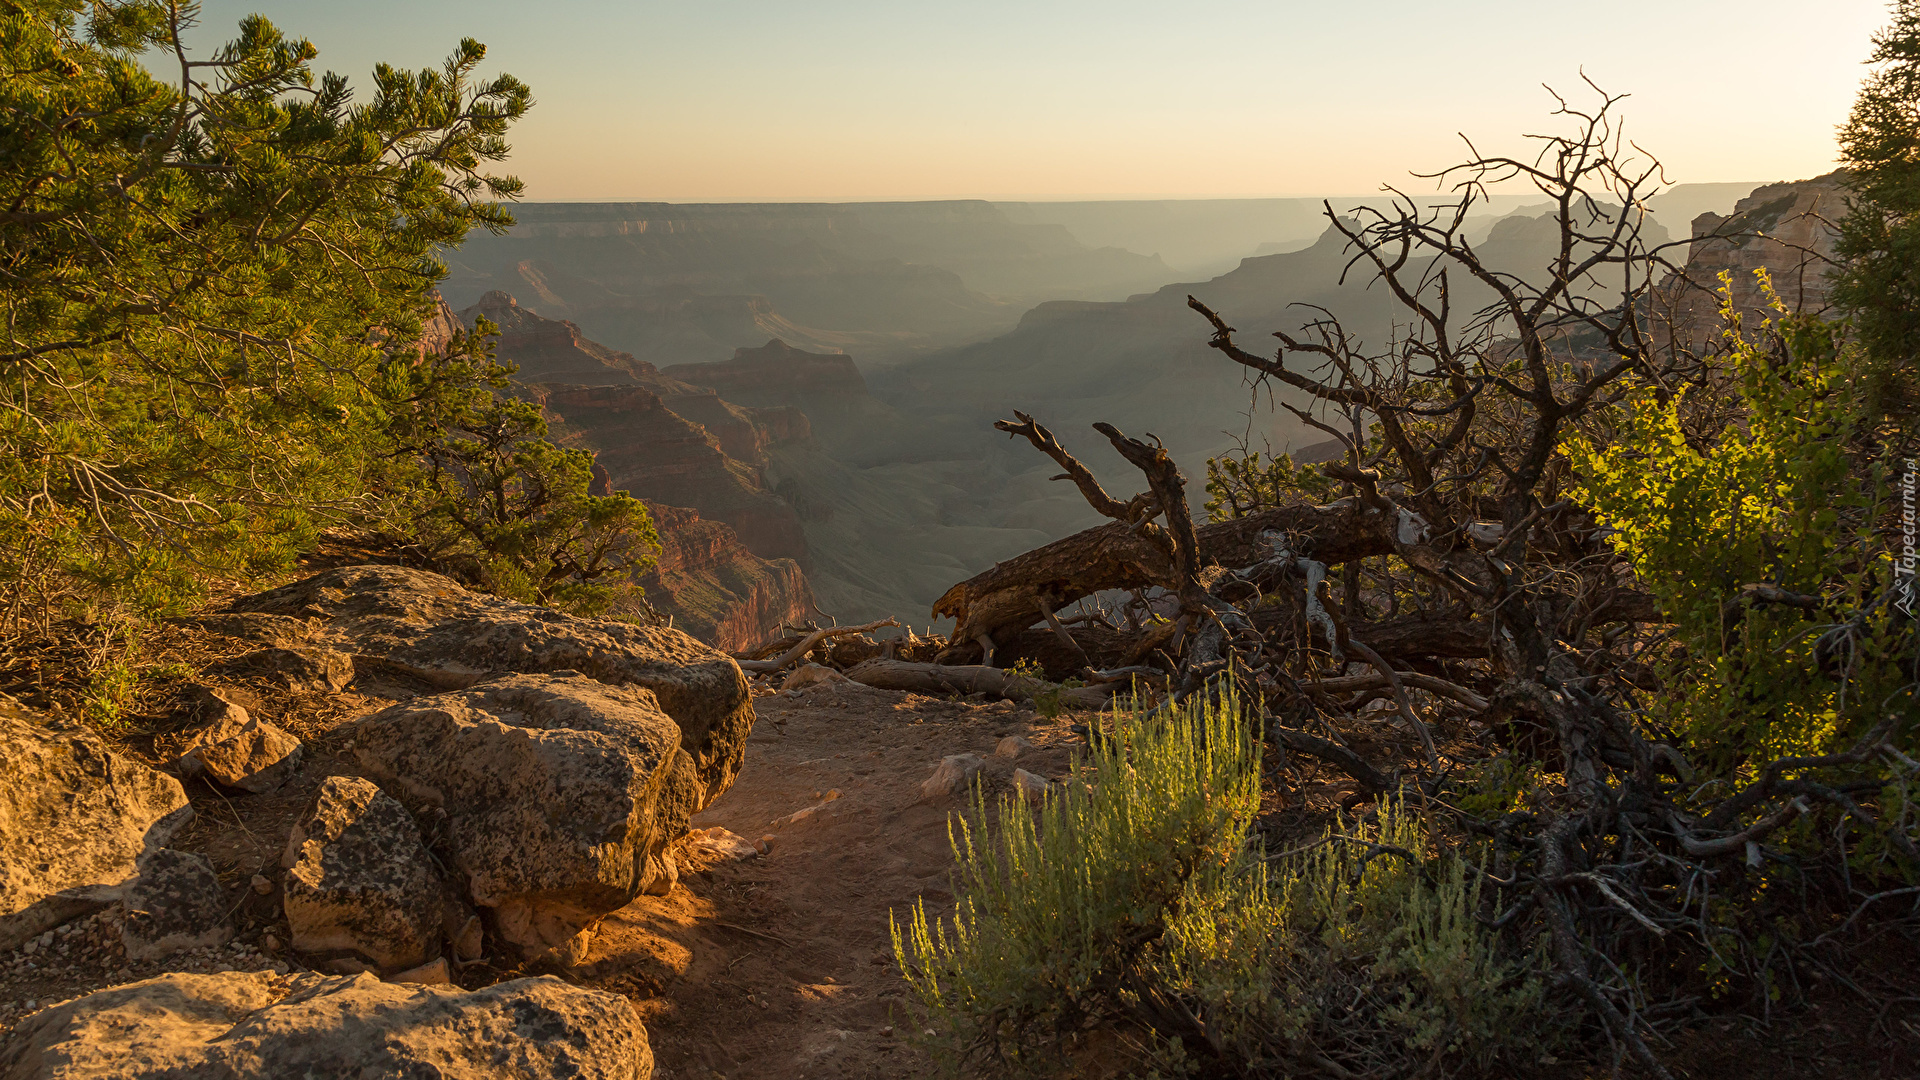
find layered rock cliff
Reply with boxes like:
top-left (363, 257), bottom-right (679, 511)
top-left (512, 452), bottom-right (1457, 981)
top-left (1660, 172), bottom-right (1848, 342)
top-left (460, 291), bottom-right (659, 383)
top-left (535, 384), bottom-right (809, 568)
top-left (636, 503), bottom-right (814, 651)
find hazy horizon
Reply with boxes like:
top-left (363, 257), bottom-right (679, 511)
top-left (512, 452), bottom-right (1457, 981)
top-left (180, 0), bottom-right (1890, 202)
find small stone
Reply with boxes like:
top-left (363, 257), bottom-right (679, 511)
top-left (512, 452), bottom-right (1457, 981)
top-left (687, 827), bottom-right (759, 862)
top-left (1011, 769), bottom-right (1050, 806)
top-left (388, 957), bottom-right (450, 985)
top-left (920, 753), bottom-right (986, 801)
top-left (993, 735), bottom-right (1035, 760)
top-left (261, 933), bottom-right (280, 952)
top-left (251, 873), bottom-right (273, 896)
top-left (780, 664), bottom-right (847, 692)
top-left (452, 915), bottom-right (484, 963)
top-left (20, 941), bottom-right (34, 956)
top-left (173, 686), bottom-right (304, 793)
top-left (756, 835), bottom-right (775, 856)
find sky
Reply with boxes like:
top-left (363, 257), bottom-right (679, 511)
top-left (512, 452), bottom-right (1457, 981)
top-left (185, 0), bottom-right (1894, 202)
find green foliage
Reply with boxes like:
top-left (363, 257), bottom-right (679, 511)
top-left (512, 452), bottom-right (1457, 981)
top-left (892, 697), bottom-right (1554, 1077)
top-left (390, 321), bottom-right (661, 615)
top-left (1203, 450), bottom-right (1335, 522)
top-left (0, 0), bottom-right (530, 625)
top-left (1006, 657), bottom-right (1083, 718)
top-left (1566, 275), bottom-right (1905, 767)
top-left (1834, 0), bottom-right (1920, 411)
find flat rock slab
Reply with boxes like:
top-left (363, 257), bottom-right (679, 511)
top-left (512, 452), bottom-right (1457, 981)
top-left (0, 697), bottom-right (191, 951)
top-left (230, 565), bottom-right (753, 806)
top-left (344, 673), bottom-right (701, 965)
top-left (282, 776), bottom-right (443, 973)
top-left (0, 970), bottom-right (652, 1079)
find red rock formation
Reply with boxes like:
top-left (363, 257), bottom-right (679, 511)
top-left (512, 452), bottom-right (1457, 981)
top-left (660, 338), bottom-right (868, 406)
top-left (536, 385), bottom-right (809, 567)
top-left (637, 503), bottom-right (814, 651)
top-left (649, 390), bottom-right (810, 468)
top-left (460, 291), bottom-right (659, 383)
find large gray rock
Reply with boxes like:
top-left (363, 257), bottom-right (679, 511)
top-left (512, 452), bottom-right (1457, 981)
top-left (230, 565), bottom-right (753, 805)
top-left (0, 697), bottom-right (192, 951)
top-left (281, 776), bottom-right (443, 973)
top-left (0, 970), bottom-right (652, 1079)
top-left (120, 849), bottom-right (233, 962)
top-left (172, 686), bottom-right (303, 793)
top-left (343, 673), bottom-right (702, 965)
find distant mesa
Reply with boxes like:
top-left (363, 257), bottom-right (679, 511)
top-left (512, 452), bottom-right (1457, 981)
top-left (662, 338), bottom-right (869, 411)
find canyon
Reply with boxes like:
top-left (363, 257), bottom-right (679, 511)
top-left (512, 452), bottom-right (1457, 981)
top-left (458, 182), bottom-right (1840, 647)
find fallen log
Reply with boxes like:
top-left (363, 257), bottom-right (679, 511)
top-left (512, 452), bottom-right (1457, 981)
top-left (931, 499), bottom-right (1399, 649)
top-left (735, 618), bottom-right (900, 673)
top-left (1299, 671), bottom-right (1491, 713)
top-left (841, 658), bottom-right (1117, 710)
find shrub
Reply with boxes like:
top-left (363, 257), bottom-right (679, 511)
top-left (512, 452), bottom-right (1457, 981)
top-left (892, 695), bottom-right (1557, 1078)
top-left (1566, 276), bottom-right (1908, 768)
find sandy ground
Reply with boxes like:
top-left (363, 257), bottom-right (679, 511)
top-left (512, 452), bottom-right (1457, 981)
top-left (583, 681), bottom-right (1079, 1080)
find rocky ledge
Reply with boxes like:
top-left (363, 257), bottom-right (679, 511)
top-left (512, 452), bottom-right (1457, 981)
top-left (0, 565), bottom-right (757, 1078)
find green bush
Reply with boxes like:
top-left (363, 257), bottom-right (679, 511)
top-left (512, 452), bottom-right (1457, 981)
top-left (1566, 277), bottom-right (1908, 769)
top-left (892, 696), bottom-right (1557, 1078)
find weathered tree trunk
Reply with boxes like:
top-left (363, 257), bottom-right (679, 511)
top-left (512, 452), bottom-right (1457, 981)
top-left (841, 658), bottom-right (1116, 709)
top-left (932, 499), bottom-right (1399, 651)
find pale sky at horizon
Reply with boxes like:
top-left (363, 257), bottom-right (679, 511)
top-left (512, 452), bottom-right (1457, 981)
top-left (187, 0), bottom-right (1893, 202)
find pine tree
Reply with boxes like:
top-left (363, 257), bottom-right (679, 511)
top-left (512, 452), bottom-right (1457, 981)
top-left (1, 1), bottom-right (532, 621)
top-left (1835, 0), bottom-right (1920, 410)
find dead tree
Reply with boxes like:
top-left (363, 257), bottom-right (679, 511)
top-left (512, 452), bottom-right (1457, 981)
top-left (928, 86), bottom-right (1918, 1076)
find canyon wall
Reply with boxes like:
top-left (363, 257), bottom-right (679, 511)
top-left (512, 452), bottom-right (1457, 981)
top-left (635, 503), bottom-right (813, 652)
top-left (1658, 172), bottom-right (1848, 344)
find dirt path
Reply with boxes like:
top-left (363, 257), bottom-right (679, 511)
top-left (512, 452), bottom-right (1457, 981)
top-left (582, 681), bottom-right (1076, 1080)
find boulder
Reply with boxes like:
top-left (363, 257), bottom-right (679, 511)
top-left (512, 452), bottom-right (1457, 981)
top-left (920, 753), bottom-right (986, 801)
top-left (341, 674), bottom-right (701, 965)
top-left (120, 849), bottom-right (233, 962)
top-left (172, 686), bottom-right (302, 793)
top-left (0, 696), bottom-right (192, 951)
top-left (230, 565), bottom-right (753, 806)
top-left (282, 776), bottom-right (443, 973)
top-left (0, 970), bottom-right (652, 1079)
